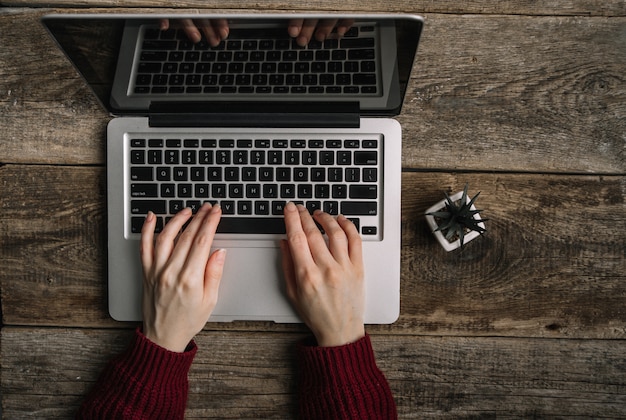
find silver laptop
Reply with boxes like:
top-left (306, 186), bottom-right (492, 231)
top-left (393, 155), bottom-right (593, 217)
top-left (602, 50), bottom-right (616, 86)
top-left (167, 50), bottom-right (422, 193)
top-left (42, 13), bottom-right (424, 323)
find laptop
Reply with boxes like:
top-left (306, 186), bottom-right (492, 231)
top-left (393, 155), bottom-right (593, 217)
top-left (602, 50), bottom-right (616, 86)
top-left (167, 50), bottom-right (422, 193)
top-left (42, 13), bottom-right (424, 323)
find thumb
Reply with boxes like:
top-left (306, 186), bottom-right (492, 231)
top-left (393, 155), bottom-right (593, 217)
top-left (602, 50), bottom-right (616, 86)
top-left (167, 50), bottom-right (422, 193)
top-left (204, 248), bottom-right (227, 296)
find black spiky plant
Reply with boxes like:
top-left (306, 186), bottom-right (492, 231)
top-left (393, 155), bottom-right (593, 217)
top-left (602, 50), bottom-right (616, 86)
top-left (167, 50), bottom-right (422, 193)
top-left (426, 184), bottom-right (487, 247)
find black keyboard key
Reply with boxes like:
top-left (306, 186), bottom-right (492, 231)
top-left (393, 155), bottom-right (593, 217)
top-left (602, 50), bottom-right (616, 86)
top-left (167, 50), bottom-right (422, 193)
top-left (195, 184), bottom-right (209, 198)
top-left (362, 140), bottom-right (378, 148)
top-left (353, 74), bottom-right (377, 85)
top-left (131, 150), bottom-right (145, 164)
top-left (170, 200), bottom-right (184, 214)
top-left (131, 217), bottom-right (146, 233)
top-left (229, 184), bottom-right (244, 198)
top-left (345, 168), bottom-right (360, 182)
top-left (216, 217), bottom-right (286, 234)
top-left (161, 184), bottom-right (175, 197)
top-left (272, 201), bottom-right (287, 215)
top-left (148, 150), bottom-right (162, 164)
top-left (246, 184), bottom-right (261, 198)
top-left (341, 201), bottom-right (377, 216)
top-left (187, 201), bottom-right (202, 213)
top-left (131, 184), bottom-right (158, 197)
top-left (315, 184), bottom-right (330, 198)
top-left (355, 151), bottom-right (378, 165)
top-left (212, 184), bottom-right (227, 198)
top-left (142, 40), bottom-right (177, 50)
top-left (131, 200), bottom-right (166, 214)
top-left (263, 184), bottom-right (278, 198)
top-left (306, 201), bottom-right (321, 213)
top-left (238, 201), bottom-right (253, 215)
top-left (221, 201), bottom-right (236, 215)
top-left (323, 201), bottom-right (339, 215)
top-left (173, 167), bottom-right (188, 181)
top-left (298, 184), bottom-right (313, 199)
top-left (131, 167), bottom-right (153, 181)
top-left (178, 184), bottom-right (192, 197)
top-left (340, 37), bottom-right (375, 48)
top-left (255, 201), bottom-right (270, 215)
top-left (349, 185), bottom-right (377, 199)
top-left (363, 168), bottom-right (378, 182)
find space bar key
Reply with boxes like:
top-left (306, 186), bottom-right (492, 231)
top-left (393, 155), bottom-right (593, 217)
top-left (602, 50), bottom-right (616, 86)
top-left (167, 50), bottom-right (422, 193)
top-left (216, 217), bottom-right (286, 234)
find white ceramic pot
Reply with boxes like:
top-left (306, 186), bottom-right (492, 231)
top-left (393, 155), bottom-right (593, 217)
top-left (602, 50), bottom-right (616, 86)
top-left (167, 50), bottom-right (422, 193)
top-left (424, 190), bottom-right (486, 252)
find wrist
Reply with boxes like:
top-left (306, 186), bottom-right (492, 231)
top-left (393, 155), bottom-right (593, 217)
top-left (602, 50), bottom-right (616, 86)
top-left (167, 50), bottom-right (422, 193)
top-left (143, 326), bottom-right (193, 353)
top-left (315, 325), bottom-right (366, 347)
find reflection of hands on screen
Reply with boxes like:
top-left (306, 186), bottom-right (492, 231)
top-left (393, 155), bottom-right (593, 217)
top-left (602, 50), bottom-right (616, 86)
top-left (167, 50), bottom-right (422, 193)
top-left (288, 19), bottom-right (355, 46)
top-left (160, 18), bottom-right (229, 47)
top-left (160, 18), bottom-right (355, 47)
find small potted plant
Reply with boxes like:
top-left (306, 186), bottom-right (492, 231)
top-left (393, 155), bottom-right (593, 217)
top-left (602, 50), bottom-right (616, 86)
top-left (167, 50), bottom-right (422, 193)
top-left (425, 184), bottom-right (487, 251)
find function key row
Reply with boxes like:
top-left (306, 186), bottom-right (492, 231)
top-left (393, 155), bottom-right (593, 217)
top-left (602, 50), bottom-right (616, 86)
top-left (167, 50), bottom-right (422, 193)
top-left (130, 138), bottom-right (378, 149)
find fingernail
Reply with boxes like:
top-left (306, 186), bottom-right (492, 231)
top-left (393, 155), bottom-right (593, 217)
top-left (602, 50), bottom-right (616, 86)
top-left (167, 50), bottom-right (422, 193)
top-left (146, 211), bottom-right (155, 222)
top-left (296, 204), bottom-right (307, 212)
top-left (285, 201), bottom-right (296, 212)
top-left (288, 25), bottom-right (300, 37)
top-left (214, 248), bottom-right (227, 263)
top-left (211, 203), bottom-right (221, 213)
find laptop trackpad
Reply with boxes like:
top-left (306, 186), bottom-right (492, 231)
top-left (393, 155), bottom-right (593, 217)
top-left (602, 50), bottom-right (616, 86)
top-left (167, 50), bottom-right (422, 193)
top-left (209, 245), bottom-right (299, 323)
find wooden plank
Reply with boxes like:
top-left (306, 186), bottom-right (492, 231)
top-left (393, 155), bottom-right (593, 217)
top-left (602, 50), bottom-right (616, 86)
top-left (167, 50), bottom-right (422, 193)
top-left (1, 327), bottom-right (625, 418)
top-left (1, 10), bottom-right (625, 173)
top-left (2, 1), bottom-right (626, 16)
top-left (400, 14), bottom-right (626, 174)
top-left (1, 165), bottom-right (624, 338)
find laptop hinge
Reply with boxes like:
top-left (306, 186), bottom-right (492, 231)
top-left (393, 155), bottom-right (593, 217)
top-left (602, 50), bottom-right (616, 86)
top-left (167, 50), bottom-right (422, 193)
top-left (148, 101), bottom-right (360, 128)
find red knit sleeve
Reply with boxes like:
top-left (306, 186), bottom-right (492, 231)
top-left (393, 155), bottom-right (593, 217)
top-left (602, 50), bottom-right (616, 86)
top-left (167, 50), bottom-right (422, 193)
top-left (296, 334), bottom-right (397, 420)
top-left (77, 327), bottom-right (196, 420)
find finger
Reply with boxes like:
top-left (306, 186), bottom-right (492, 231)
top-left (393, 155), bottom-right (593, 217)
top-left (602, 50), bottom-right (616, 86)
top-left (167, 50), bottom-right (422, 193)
top-left (295, 205), bottom-right (334, 265)
top-left (212, 18), bottom-right (230, 41)
top-left (337, 214), bottom-right (363, 267)
top-left (296, 19), bottom-right (318, 46)
top-left (204, 248), bottom-right (227, 302)
top-left (194, 18), bottom-right (221, 46)
top-left (159, 19), bottom-right (170, 31)
top-left (180, 18), bottom-right (202, 43)
top-left (140, 211), bottom-right (156, 277)
top-left (183, 204), bottom-right (222, 270)
top-left (313, 19), bottom-right (338, 42)
top-left (336, 19), bottom-right (355, 36)
top-left (168, 203), bottom-right (215, 264)
top-left (153, 207), bottom-right (193, 268)
top-left (313, 210), bottom-right (350, 262)
top-left (279, 239), bottom-right (297, 302)
top-left (287, 19), bottom-right (303, 38)
top-left (283, 202), bottom-right (316, 269)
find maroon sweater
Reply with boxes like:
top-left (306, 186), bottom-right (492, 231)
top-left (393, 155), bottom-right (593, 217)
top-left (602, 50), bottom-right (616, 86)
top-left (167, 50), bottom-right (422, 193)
top-left (77, 328), bottom-right (396, 419)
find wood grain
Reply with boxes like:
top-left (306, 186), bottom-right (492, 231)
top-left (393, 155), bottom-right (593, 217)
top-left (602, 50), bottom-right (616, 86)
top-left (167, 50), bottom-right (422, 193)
top-left (1, 3), bottom-right (625, 418)
top-left (2, 165), bottom-right (624, 338)
top-left (1, 10), bottom-right (624, 173)
top-left (2, 327), bottom-right (625, 418)
top-left (2, 1), bottom-right (626, 16)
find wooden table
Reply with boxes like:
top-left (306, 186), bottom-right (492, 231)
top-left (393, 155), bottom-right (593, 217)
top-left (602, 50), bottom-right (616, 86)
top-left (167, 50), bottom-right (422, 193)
top-left (1, 1), bottom-right (625, 417)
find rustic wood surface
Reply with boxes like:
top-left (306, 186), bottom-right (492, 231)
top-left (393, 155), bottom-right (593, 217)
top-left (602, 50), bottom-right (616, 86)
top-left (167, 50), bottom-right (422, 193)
top-left (1, 3), bottom-right (625, 418)
top-left (2, 328), bottom-right (626, 418)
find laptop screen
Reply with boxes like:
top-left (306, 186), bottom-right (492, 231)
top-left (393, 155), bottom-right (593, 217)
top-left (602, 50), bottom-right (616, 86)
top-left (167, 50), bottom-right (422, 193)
top-left (42, 14), bottom-right (423, 117)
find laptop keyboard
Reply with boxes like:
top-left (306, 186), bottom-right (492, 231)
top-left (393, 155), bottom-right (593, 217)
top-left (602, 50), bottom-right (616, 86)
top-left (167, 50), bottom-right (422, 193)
top-left (128, 134), bottom-right (383, 238)
top-left (133, 24), bottom-right (380, 96)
